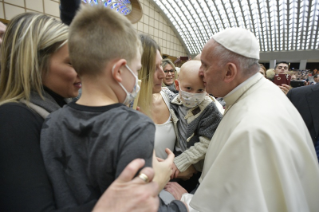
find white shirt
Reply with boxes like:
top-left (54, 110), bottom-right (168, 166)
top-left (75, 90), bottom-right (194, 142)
top-left (154, 91), bottom-right (176, 159)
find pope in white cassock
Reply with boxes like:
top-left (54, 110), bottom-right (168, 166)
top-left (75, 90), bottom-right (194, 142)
top-left (165, 28), bottom-right (319, 212)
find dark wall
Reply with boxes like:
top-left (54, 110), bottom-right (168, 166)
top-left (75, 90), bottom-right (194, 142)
top-left (306, 63), bottom-right (319, 70)
top-left (290, 63), bottom-right (300, 70)
top-left (260, 63), bottom-right (269, 69)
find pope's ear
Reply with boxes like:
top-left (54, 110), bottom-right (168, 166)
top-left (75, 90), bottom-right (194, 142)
top-left (112, 59), bottom-right (127, 83)
top-left (174, 79), bottom-right (180, 91)
top-left (224, 62), bottom-right (237, 83)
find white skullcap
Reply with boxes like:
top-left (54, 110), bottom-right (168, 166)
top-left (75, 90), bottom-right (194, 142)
top-left (212, 28), bottom-right (260, 60)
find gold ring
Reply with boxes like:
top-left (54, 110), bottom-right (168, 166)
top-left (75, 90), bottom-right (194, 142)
top-left (138, 173), bottom-right (149, 183)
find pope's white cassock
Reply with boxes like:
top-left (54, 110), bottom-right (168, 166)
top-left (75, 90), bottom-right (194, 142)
top-left (181, 73), bottom-right (319, 212)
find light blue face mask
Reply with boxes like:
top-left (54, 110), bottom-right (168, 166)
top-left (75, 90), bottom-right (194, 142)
top-left (113, 64), bottom-right (140, 105)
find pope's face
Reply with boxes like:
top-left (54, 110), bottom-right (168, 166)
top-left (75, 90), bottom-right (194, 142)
top-left (199, 40), bottom-right (226, 97)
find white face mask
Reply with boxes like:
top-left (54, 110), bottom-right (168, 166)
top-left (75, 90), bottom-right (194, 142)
top-left (179, 88), bottom-right (206, 108)
top-left (113, 64), bottom-right (140, 105)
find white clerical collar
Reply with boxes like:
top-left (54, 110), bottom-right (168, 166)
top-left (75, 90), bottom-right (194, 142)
top-left (223, 73), bottom-right (262, 107)
top-left (224, 73), bottom-right (259, 98)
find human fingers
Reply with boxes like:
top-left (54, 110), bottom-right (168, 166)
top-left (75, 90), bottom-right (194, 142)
top-left (170, 172), bottom-right (175, 180)
top-left (174, 169), bottom-right (180, 179)
top-left (164, 182), bottom-right (187, 200)
top-left (164, 148), bottom-right (175, 163)
top-left (164, 184), bottom-right (179, 200)
top-left (170, 164), bottom-right (177, 179)
top-left (133, 167), bottom-right (155, 184)
top-left (164, 182), bottom-right (177, 189)
top-left (157, 157), bottom-right (164, 162)
top-left (116, 159), bottom-right (145, 183)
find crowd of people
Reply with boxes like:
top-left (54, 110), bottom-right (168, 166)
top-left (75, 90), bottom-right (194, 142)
top-left (1, 1), bottom-right (319, 212)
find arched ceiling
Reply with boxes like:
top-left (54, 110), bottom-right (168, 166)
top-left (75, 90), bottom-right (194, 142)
top-left (150, 0), bottom-right (319, 56)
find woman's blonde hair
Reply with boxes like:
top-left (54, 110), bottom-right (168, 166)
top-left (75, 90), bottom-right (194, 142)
top-left (0, 13), bottom-right (68, 105)
top-left (138, 34), bottom-right (160, 118)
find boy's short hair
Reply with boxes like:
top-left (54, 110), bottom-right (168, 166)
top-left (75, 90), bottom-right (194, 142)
top-left (275, 61), bottom-right (289, 68)
top-left (69, 6), bottom-right (141, 76)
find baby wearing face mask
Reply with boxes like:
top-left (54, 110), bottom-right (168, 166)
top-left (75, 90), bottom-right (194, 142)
top-left (162, 60), bottom-right (223, 193)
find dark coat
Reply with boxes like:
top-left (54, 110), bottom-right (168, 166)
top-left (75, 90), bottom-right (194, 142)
top-left (287, 83), bottom-right (319, 146)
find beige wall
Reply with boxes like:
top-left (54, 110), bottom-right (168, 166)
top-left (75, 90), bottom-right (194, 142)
top-left (133, 0), bottom-right (187, 57)
top-left (1, 0), bottom-right (60, 20)
top-left (1, 0), bottom-right (187, 57)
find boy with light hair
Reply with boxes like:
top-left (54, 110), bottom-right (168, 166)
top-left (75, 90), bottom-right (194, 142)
top-left (40, 6), bottom-right (179, 210)
top-left (163, 60), bottom-right (222, 190)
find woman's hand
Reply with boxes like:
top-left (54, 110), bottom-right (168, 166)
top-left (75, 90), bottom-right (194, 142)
top-left (152, 148), bottom-right (174, 192)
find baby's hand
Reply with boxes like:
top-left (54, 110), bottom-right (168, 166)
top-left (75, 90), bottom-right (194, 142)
top-left (170, 163), bottom-right (180, 179)
top-left (177, 165), bottom-right (197, 180)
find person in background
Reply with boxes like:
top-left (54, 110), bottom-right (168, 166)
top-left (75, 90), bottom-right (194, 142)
top-left (291, 74), bottom-right (297, 81)
top-left (259, 64), bottom-right (266, 77)
top-left (193, 54), bottom-right (201, 61)
top-left (165, 27), bottom-right (319, 212)
top-left (313, 74), bottom-right (319, 84)
top-left (274, 61), bottom-right (292, 94)
top-left (266, 68), bottom-right (275, 81)
top-left (162, 58), bottom-right (178, 93)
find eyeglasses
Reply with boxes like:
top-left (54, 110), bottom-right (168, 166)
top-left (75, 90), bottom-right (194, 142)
top-left (164, 69), bottom-right (175, 74)
top-left (277, 66), bottom-right (288, 70)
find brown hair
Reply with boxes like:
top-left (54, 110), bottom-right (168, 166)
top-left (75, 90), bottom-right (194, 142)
top-left (68, 6), bottom-right (141, 76)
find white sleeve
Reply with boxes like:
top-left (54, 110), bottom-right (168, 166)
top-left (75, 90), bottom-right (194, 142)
top-left (181, 193), bottom-right (199, 212)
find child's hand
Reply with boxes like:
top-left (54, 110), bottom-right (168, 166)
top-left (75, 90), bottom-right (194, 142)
top-left (170, 163), bottom-right (180, 179)
top-left (177, 165), bottom-right (197, 180)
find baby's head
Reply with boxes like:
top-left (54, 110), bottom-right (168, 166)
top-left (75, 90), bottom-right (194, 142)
top-left (175, 60), bottom-right (206, 108)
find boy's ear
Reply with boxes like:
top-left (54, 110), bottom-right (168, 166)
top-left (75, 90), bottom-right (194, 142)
top-left (112, 59), bottom-right (127, 83)
top-left (174, 79), bottom-right (180, 91)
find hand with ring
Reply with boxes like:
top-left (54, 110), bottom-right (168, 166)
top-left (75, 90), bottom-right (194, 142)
top-left (138, 172), bottom-right (149, 183)
top-left (93, 159), bottom-right (159, 212)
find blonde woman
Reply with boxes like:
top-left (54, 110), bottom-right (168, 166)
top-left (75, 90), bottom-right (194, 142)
top-left (0, 13), bottom-right (160, 212)
top-left (162, 58), bottom-right (178, 93)
top-left (137, 34), bottom-right (176, 160)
